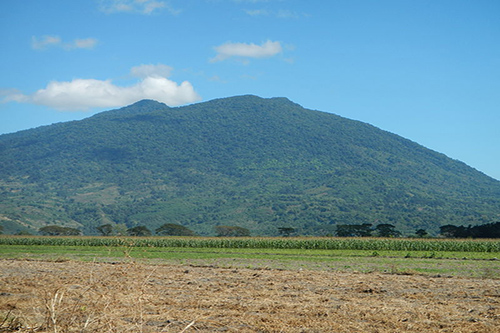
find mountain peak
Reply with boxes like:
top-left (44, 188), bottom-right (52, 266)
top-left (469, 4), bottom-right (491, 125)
top-left (196, 95), bottom-right (303, 110)
top-left (130, 99), bottom-right (168, 108)
top-left (1, 94), bottom-right (499, 236)
top-left (218, 94), bottom-right (295, 104)
top-left (91, 99), bottom-right (169, 119)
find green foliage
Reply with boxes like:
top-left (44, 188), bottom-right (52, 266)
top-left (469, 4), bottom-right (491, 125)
top-left (127, 226), bottom-right (151, 237)
top-left (155, 223), bottom-right (197, 236)
top-left (375, 224), bottom-right (401, 237)
top-left (415, 229), bottom-right (429, 238)
top-left (336, 223), bottom-right (402, 238)
top-left (440, 222), bottom-right (500, 238)
top-left (96, 224), bottom-right (114, 236)
top-left (0, 236), bottom-right (499, 253)
top-left (39, 225), bottom-right (81, 236)
top-left (278, 227), bottom-right (296, 237)
top-left (1, 95), bottom-right (500, 236)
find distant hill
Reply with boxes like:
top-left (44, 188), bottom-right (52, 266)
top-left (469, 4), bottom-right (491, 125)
top-left (1, 95), bottom-right (499, 236)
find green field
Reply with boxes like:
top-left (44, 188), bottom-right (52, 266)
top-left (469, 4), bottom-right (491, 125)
top-left (0, 236), bottom-right (499, 278)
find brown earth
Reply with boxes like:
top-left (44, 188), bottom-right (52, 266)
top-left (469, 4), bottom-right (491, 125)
top-left (0, 259), bottom-right (499, 332)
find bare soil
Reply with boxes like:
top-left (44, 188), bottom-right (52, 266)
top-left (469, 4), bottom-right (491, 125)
top-left (1, 259), bottom-right (499, 332)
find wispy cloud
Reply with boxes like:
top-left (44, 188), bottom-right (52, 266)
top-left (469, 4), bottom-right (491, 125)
top-left (130, 64), bottom-right (173, 78)
top-left (1, 64), bottom-right (201, 110)
top-left (31, 35), bottom-right (62, 50)
top-left (210, 40), bottom-right (283, 63)
top-left (244, 9), bottom-right (269, 16)
top-left (31, 36), bottom-right (98, 50)
top-left (99, 0), bottom-right (180, 15)
top-left (72, 38), bottom-right (99, 49)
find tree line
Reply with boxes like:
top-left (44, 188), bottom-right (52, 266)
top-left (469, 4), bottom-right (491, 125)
top-left (439, 222), bottom-right (500, 238)
top-left (33, 221), bottom-right (500, 238)
top-left (38, 223), bottom-right (252, 237)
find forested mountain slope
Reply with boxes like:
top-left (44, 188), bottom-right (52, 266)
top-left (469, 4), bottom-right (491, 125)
top-left (1, 95), bottom-right (499, 235)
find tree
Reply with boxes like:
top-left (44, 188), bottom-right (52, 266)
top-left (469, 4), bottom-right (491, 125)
top-left (155, 223), bottom-right (197, 236)
top-left (96, 224), bottom-right (114, 236)
top-left (415, 228), bottom-right (428, 238)
top-left (127, 226), bottom-right (151, 236)
top-left (472, 222), bottom-right (500, 238)
top-left (0, 224), bottom-right (3, 235)
top-left (439, 225), bottom-right (462, 238)
top-left (215, 226), bottom-right (251, 237)
top-left (374, 224), bottom-right (401, 238)
top-left (16, 230), bottom-right (33, 235)
top-left (114, 223), bottom-right (128, 236)
top-left (278, 227), bottom-right (296, 237)
top-left (39, 225), bottom-right (81, 236)
top-left (440, 222), bottom-right (500, 239)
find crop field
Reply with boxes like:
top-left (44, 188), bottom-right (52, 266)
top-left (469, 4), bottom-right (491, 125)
top-left (1, 236), bottom-right (499, 332)
top-left (2, 236), bottom-right (500, 252)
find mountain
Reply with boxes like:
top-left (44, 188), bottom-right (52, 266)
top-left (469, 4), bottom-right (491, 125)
top-left (1, 95), bottom-right (499, 236)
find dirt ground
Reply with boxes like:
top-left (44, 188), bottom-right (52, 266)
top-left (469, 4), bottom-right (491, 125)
top-left (0, 259), bottom-right (499, 332)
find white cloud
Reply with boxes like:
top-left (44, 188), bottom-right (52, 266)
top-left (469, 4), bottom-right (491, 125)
top-left (99, 0), bottom-right (180, 15)
top-left (31, 35), bottom-right (61, 50)
top-left (2, 65), bottom-right (201, 111)
top-left (142, 0), bottom-right (166, 14)
top-left (210, 40), bottom-right (283, 63)
top-left (31, 36), bottom-right (98, 50)
top-left (0, 89), bottom-right (29, 103)
top-left (71, 38), bottom-right (98, 50)
top-left (131, 64), bottom-right (173, 78)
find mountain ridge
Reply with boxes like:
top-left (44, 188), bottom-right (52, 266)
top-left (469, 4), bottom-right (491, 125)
top-left (1, 95), bottom-right (499, 236)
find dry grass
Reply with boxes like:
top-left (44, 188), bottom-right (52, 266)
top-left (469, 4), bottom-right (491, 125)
top-left (1, 259), bottom-right (499, 332)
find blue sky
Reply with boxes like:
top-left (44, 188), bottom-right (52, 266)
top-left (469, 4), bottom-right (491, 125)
top-left (1, 0), bottom-right (499, 180)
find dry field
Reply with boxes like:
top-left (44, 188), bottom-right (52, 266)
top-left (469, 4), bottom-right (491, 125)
top-left (1, 259), bottom-right (499, 332)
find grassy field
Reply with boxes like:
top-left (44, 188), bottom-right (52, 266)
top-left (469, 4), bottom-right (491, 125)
top-left (0, 236), bottom-right (499, 278)
top-left (1, 236), bottom-right (500, 332)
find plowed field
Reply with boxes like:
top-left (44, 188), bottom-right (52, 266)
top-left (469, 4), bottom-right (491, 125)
top-left (1, 259), bottom-right (499, 332)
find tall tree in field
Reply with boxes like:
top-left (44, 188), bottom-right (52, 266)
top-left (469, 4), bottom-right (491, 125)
top-left (336, 223), bottom-right (373, 237)
top-left (155, 223), bottom-right (197, 236)
top-left (375, 224), bottom-right (401, 237)
top-left (96, 224), bottom-right (114, 236)
top-left (39, 225), bottom-right (81, 236)
top-left (278, 227), bottom-right (296, 237)
top-left (127, 226), bottom-right (151, 236)
top-left (415, 229), bottom-right (428, 238)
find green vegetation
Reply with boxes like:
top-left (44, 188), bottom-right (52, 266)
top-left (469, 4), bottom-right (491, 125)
top-left (126, 225), bottom-right (151, 236)
top-left (39, 225), bottom-right (81, 236)
top-left (1, 236), bottom-right (499, 253)
top-left (1, 96), bottom-right (500, 236)
top-left (440, 222), bottom-right (500, 238)
top-left (96, 223), bottom-right (113, 236)
top-left (0, 236), bottom-right (498, 278)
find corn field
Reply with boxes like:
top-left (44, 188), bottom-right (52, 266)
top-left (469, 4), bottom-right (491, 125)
top-left (1, 236), bottom-right (499, 252)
